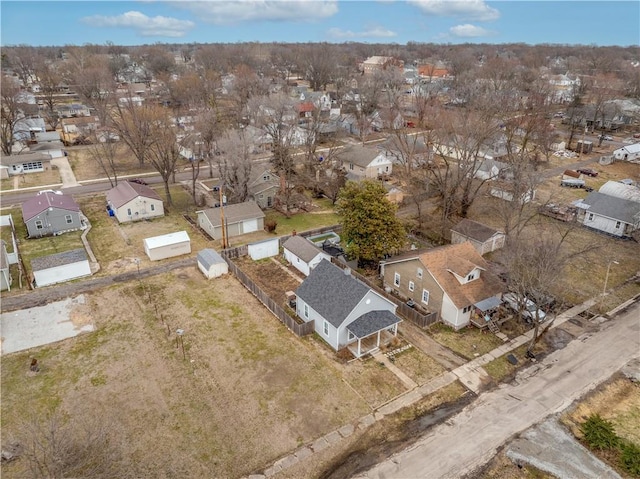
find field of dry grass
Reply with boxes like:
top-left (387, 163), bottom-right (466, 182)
top-left (66, 144), bottom-right (157, 181)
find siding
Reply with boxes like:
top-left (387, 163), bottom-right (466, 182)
top-left (27, 210), bottom-right (82, 238)
top-left (115, 197), bottom-right (164, 223)
top-left (382, 259), bottom-right (444, 313)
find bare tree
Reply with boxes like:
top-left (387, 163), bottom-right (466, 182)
top-left (110, 99), bottom-right (158, 167)
top-left (0, 76), bottom-right (24, 155)
top-left (146, 110), bottom-right (184, 206)
top-left (13, 409), bottom-right (124, 479)
top-left (86, 133), bottom-right (120, 187)
top-left (215, 129), bottom-right (253, 203)
top-left (34, 60), bottom-right (62, 131)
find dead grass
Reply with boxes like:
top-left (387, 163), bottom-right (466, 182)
top-left (0, 168), bottom-right (61, 192)
top-left (562, 376), bottom-right (640, 446)
top-left (389, 346), bottom-right (446, 385)
top-left (427, 323), bottom-right (504, 360)
top-left (477, 450), bottom-right (555, 479)
top-left (0, 268), bottom-right (373, 478)
top-left (66, 144), bottom-right (157, 181)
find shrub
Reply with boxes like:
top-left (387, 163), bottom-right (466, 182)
top-left (620, 441), bottom-right (640, 477)
top-left (581, 414), bottom-right (619, 450)
top-left (264, 219), bottom-right (277, 233)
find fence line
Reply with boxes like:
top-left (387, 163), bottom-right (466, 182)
top-left (330, 258), bottom-right (439, 328)
top-left (222, 253), bottom-right (315, 337)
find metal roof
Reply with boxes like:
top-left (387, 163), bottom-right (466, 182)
top-left (197, 248), bottom-right (225, 269)
top-left (143, 231), bottom-right (190, 250)
top-left (598, 180), bottom-right (640, 204)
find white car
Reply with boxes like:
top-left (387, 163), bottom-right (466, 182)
top-left (503, 293), bottom-right (546, 322)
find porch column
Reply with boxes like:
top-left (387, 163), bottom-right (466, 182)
top-left (376, 331), bottom-right (381, 347)
top-left (357, 339), bottom-right (362, 357)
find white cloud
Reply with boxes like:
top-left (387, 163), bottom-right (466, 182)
top-left (449, 23), bottom-right (494, 37)
top-left (173, 0), bottom-right (338, 25)
top-left (409, 0), bottom-right (500, 21)
top-left (327, 26), bottom-right (397, 39)
top-left (81, 11), bottom-right (194, 37)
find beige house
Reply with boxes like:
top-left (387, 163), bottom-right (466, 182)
top-left (106, 181), bottom-right (164, 223)
top-left (450, 219), bottom-right (505, 256)
top-left (197, 201), bottom-right (265, 241)
top-left (380, 242), bottom-right (505, 330)
top-left (342, 144), bottom-right (393, 180)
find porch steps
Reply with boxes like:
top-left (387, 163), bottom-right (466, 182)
top-left (487, 319), bottom-right (500, 334)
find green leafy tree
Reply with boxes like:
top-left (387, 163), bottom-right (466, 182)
top-left (336, 180), bottom-right (405, 264)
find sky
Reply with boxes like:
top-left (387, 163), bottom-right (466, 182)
top-left (1, 1), bottom-right (639, 47)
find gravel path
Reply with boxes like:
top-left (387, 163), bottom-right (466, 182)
top-left (0, 257), bottom-right (196, 313)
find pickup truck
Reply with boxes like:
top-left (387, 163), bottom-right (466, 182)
top-left (503, 293), bottom-right (547, 322)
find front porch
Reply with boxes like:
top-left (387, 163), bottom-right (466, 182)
top-left (347, 326), bottom-right (398, 359)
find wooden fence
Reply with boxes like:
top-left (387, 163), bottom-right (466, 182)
top-left (330, 258), bottom-right (439, 329)
top-left (222, 253), bottom-right (315, 337)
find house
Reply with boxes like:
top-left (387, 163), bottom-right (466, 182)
top-left (361, 56), bottom-right (403, 75)
top-left (56, 103), bottom-right (91, 118)
top-left (383, 183), bottom-right (404, 204)
top-left (380, 242), bottom-right (505, 330)
top-left (575, 182), bottom-right (640, 238)
top-left (613, 143), bottom-right (640, 162)
top-left (295, 259), bottom-right (402, 357)
top-left (22, 191), bottom-right (83, 238)
top-left (197, 201), bottom-right (265, 241)
top-left (473, 159), bottom-right (511, 181)
top-left (197, 249), bottom-right (228, 279)
top-left (283, 235), bottom-right (331, 277)
top-left (34, 131), bottom-right (62, 144)
top-left (341, 144), bottom-right (393, 180)
top-left (450, 219), bottom-right (506, 255)
top-left (0, 240), bottom-right (12, 291)
top-left (248, 169), bottom-right (280, 209)
top-left (29, 141), bottom-right (65, 158)
top-left (106, 181), bottom-right (164, 223)
top-left (31, 248), bottom-right (91, 288)
top-left (490, 181), bottom-right (536, 204)
top-left (0, 152), bottom-right (52, 177)
top-left (143, 231), bottom-right (191, 261)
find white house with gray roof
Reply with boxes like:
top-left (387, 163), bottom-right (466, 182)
top-left (282, 235), bottom-right (331, 276)
top-left (575, 191), bottom-right (640, 238)
top-left (295, 259), bottom-right (401, 358)
top-left (106, 181), bottom-right (164, 223)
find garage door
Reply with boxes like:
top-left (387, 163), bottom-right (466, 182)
top-left (242, 218), bottom-right (258, 233)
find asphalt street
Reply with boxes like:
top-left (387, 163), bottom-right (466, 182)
top-left (357, 300), bottom-right (640, 479)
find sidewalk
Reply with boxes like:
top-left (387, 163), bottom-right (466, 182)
top-left (248, 295), bottom-right (618, 479)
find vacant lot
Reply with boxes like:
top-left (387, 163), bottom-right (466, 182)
top-left (1, 267), bottom-right (377, 478)
top-left (428, 323), bottom-right (504, 360)
top-left (66, 144), bottom-right (157, 181)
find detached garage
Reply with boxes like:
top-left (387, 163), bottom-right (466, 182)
top-left (197, 249), bottom-right (228, 279)
top-left (144, 231), bottom-right (191, 261)
top-left (196, 201), bottom-right (265, 241)
top-left (31, 249), bottom-right (91, 287)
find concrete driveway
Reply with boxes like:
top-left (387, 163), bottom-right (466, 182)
top-left (0, 295), bottom-right (94, 355)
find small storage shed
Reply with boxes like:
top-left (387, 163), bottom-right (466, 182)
top-left (248, 237), bottom-right (279, 260)
top-left (283, 235), bottom-right (331, 277)
top-left (143, 231), bottom-right (191, 261)
top-left (31, 249), bottom-right (91, 288)
top-left (197, 249), bottom-right (228, 279)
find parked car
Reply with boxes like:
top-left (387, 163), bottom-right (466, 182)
top-left (577, 168), bottom-right (598, 177)
top-left (130, 178), bottom-right (148, 186)
top-left (602, 135), bottom-right (613, 141)
top-left (503, 293), bottom-right (547, 322)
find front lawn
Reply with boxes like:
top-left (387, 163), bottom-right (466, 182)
top-left (427, 323), bottom-right (504, 360)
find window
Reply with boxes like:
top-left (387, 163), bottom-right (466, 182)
top-left (267, 196), bottom-right (272, 207)
top-left (263, 174), bottom-right (270, 181)
top-left (615, 221), bottom-right (621, 229)
top-left (417, 268), bottom-right (423, 279)
top-left (65, 214), bottom-right (73, 224)
top-left (35, 220), bottom-right (44, 229)
top-left (467, 272), bottom-right (475, 281)
top-left (127, 208), bottom-right (132, 216)
top-left (588, 213), bottom-right (594, 221)
top-left (422, 289), bottom-right (429, 304)
top-left (394, 272), bottom-right (400, 287)
top-left (349, 162), bottom-right (354, 170)
top-left (150, 204), bottom-right (155, 211)
top-left (409, 281), bottom-right (415, 292)
top-left (303, 304), bottom-right (309, 319)
top-left (463, 305), bottom-right (472, 313)
top-left (323, 320), bottom-right (329, 336)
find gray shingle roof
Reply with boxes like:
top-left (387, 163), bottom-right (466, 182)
top-left (0, 152), bottom-right (51, 167)
top-left (347, 310), bottom-right (401, 338)
top-left (31, 248), bottom-right (88, 271)
top-left (106, 181), bottom-right (162, 209)
top-left (197, 248), bottom-right (225, 269)
top-left (580, 191), bottom-right (640, 225)
top-left (341, 144), bottom-right (382, 168)
top-left (283, 235), bottom-right (324, 263)
top-left (21, 192), bottom-right (80, 222)
top-left (295, 259), bottom-right (369, 328)
top-left (451, 219), bottom-right (503, 243)
top-left (198, 201), bottom-right (265, 228)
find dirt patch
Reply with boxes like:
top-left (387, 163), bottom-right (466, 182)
top-left (471, 447), bottom-right (555, 479)
top-left (1, 268), bottom-right (373, 478)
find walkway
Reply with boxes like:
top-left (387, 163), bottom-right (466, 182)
top-left (247, 294), bottom-right (625, 478)
top-left (51, 156), bottom-right (81, 188)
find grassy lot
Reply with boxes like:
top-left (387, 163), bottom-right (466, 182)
top-left (0, 168), bottom-right (61, 192)
top-left (265, 209), bottom-right (340, 236)
top-left (483, 341), bottom-right (550, 383)
top-left (66, 144), bottom-right (157, 182)
top-left (390, 346), bottom-right (446, 385)
top-left (0, 268), bottom-right (373, 478)
top-left (427, 323), bottom-right (504, 361)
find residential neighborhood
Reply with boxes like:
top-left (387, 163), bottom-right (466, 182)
top-left (1, 26), bottom-right (639, 479)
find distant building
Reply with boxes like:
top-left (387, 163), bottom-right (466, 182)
top-left (361, 56), bottom-right (403, 76)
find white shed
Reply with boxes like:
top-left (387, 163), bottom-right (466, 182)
top-left (143, 231), bottom-right (191, 261)
top-left (282, 235), bottom-right (331, 277)
top-left (197, 249), bottom-right (228, 279)
top-left (31, 249), bottom-right (91, 287)
top-left (613, 143), bottom-right (640, 162)
top-left (248, 237), bottom-right (279, 260)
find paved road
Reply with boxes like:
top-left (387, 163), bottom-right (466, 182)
top-left (357, 300), bottom-right (640, 479)
top-left (0, 257), bottom-right (196, 313)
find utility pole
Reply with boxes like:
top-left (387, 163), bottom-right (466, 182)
top-left (219, 185), bottom-right (227, 249)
